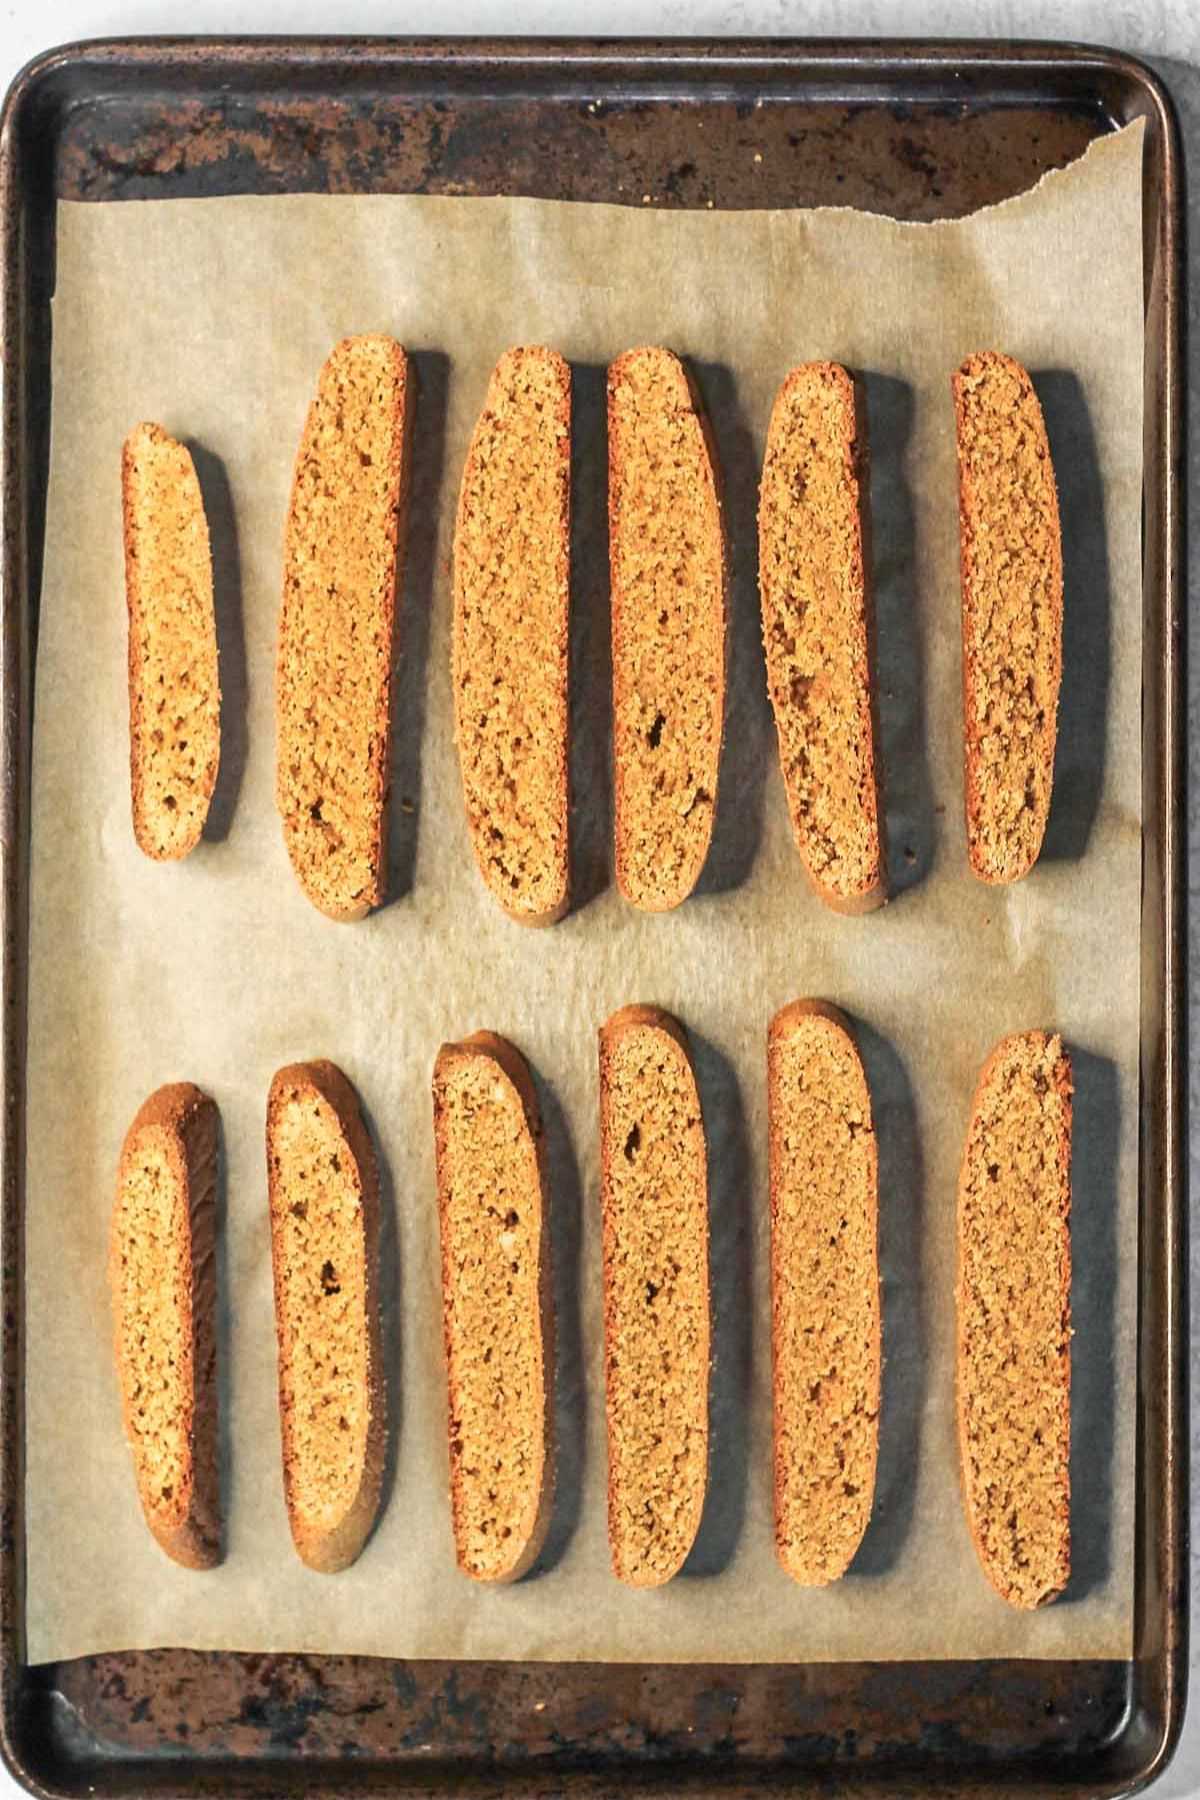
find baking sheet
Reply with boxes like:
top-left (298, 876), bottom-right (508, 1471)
top-left (25, 120), bottom-right (1144, 1665)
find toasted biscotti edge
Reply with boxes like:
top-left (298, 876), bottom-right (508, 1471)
top-left (266, 1059), bottom-right (387, 1572)
top-left (451, 348), bottom-right (571, 927)
top-left (433, 1030), bottom-right (556, 1581)
top-left (110, 1080), bottom-right (221, 1569)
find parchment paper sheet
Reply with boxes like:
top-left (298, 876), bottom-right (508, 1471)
top-left (25, 121), bottom-right (1144, 1664)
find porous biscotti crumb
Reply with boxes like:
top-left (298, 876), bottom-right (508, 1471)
top-left (122, 423), bottom-right (220, 861)
top-left (599, 1005), bottom-right (709, 1585)
top-left (276, 336), bottom-right (413, 920)
top-left (608, 349), bottom-right (727, 911)
top-left (453, 348), bottom-right (570, 925)
top-left (110, 1082), bottom-right (221, 1569)
top-left (433, 1032), bottom-right (553, 1580)
top-left (759, 365), bottom-right (885, 912)
top-left (267, 1061), bottom-right (385, 1572)
top-left (954, 352), bottom-right (1062, 884)
top-left (957, 1029), bottom-right (1072, 1608)
top-left (768, 1001), bottom-right (880, 1584)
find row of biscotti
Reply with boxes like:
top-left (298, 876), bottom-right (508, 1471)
top-left (111, 1009), bottom-right (1072, 1610)
top-left (124, 342), bottom-right (1063, 915)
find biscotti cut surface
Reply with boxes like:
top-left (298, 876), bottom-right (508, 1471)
top-left (608, 348), bottom-right (727, 911)
top-left (277, 336), bottom-right (413, 920)
top-left (768, 1001), bottom-right (880, 1584)
top-left (453, 348), bottom-right (570, 926)
top-left (110, 1082), bottom-right (220, 1569)
top-left (433, 1032), bottom-right (553, 1581)
top-left (122, 423), bottom-right (220, 861)
top-left (954, 352), bottom-right (1063, 884)
top-left (957, 1030), bottom-right (1072, 1609)
top-left (599, 1005), bottom-right (709, 1585)
top-left (267, 1061), bottom-right (386, 1572)
top-left (759, 366), bottom-right (885, 912)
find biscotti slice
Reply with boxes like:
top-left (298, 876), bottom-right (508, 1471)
top-left (768, 1000), bottom-right (880, 1584)
top-left (453, 348), bottom-right (571, 926)
top-left (109, 1082), bottom-right (220, 1569)
top-left (953, 352), bottom-right (1063, 883)
top-left (122, 423), bottom-right (220, 860)
top-left (267, 1061), bottom-right (386, 1572)
top-left (598, 1004), bottom-right (709, 1584)
top-left (759, 366), bottom-right (886, 913)
top-left (277, 336), bottom-right (414, 920)
top-left (432, 1032), bottom-right (554, 1580)
top-left (608, 348), bottom-right (728, 910)
top-left (957, 1030), bottom-right (1072, 1608)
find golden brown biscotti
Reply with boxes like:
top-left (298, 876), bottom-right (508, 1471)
top-left (267, 1060), bottom-right (386, 1572)
top-left (768, 1000), bottom-right (880, 1584)
top-left (453, 348), bottom-right (571, 926)
top-left (953, 352), bottom-right (1063, 884)
top-left (110, 1082), bottom-right (221, 1569)
top-left (956, 1030), bottom-right (1072, 1609)
top-left (277, 336), bottom-right (414, 920)
top-left (608, 348), bottom-right (728, 911)
top-left (599, 1005), bottom-right (709, 1585)
top-left (759, 366), bottom-right (886, 913)
top-left (432, 1032), bottom-right (554, 1581)
top-left (122, 423), bottom-right (221, 861)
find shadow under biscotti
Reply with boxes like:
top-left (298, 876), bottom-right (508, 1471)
top-left (847, 1014), bottom-right (925, 1579)
top-left (689, 359), bottom-right (771, 899)
top-left (858, 371), bottom-right (936, 900)
top-left (1033, 370), bottom-right (1113, 866)
top-left (679, 1031), bottom-right (753, 1579)
top-left (385, 348), bottom-right (449, 906)
top-left (189, 442), bottom-right (247, 846)
top-left (1060, 1046), bottom-right (1119, 1604)
top-left (355, 1088), bottom-right (401, 1551)
top-left (525, 1069), bottom-right (587, 1578)
top-left (212, 1104), bottom-right (233, 1563)
top-left (567, 361), bottom-right (613, 917)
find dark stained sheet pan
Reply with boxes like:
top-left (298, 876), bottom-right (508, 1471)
top-left (0, 37), bottom-right (1186, 1800)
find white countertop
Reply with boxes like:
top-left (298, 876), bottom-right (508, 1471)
top-left (2, 0), bottom-right (1196, 1794)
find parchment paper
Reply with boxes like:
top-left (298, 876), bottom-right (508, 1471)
top-left (25, 121), bottom-right (1144, 1665)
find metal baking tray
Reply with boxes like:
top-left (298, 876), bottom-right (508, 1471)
top-left (0, 36), bottom-right (1185, 1800)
